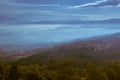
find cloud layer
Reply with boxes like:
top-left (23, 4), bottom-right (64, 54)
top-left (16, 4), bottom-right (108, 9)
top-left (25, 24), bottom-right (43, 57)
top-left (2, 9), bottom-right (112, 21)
top-left (0, 0), bottom-right (120, 25)
top-left (70, 0), bottom-right (120, 8)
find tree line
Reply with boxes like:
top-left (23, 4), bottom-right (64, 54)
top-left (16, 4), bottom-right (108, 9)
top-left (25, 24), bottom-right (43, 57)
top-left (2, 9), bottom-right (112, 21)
top-left (0, 58), bottom-right (120, 80)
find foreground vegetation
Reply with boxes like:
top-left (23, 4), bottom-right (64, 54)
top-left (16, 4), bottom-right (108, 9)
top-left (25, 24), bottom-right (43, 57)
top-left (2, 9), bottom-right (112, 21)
top-left (0, 33), bottom-right (120, 80)
top-left (0, 58), bottom-right (120, 80)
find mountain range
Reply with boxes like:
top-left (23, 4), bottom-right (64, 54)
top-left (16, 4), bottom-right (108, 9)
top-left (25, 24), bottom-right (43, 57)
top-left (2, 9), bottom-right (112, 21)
top-left (29, 18), bottom-right (120, 25)
top-left (0, 32), bottom-right (120, 62)
top-left (16, 32), bottom-right (120, 63)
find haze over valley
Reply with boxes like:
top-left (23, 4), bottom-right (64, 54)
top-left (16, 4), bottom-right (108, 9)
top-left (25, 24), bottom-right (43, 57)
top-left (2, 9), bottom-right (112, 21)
top-left (0, 24), bottom-right (120, 51)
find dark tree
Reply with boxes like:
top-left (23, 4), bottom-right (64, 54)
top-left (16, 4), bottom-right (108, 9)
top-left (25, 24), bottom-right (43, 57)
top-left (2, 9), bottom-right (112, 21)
top-left (6, 65), bottom-right (20, 80)
top-left (25, 72), bottom-right (42, 80)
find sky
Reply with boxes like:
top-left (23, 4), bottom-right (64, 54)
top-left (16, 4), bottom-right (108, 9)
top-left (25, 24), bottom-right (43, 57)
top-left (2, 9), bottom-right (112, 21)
top-left (0, 0), bottom-right (120, 24)
top-left (0, 0), bottom-right (120, 50)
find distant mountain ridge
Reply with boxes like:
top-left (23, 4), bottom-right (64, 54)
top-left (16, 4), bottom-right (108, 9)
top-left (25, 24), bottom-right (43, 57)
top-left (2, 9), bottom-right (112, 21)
top-left (18, 32), bottom-right (120, 63)
top-left (29, 18), bottom-right (120, 25)
top-left (1, 15), bottom-right (120, 24)
top-left (0, 32), bottom-right (120, 61)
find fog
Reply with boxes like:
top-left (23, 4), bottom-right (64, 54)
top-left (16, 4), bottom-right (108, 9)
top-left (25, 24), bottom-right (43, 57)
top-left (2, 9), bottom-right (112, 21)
top-left (0, 24), bottom-right (120, 49)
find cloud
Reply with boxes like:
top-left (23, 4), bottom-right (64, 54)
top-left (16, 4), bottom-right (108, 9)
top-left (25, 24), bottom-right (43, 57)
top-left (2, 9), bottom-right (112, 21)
top-left (1, 0), bottom-right (61, 7)
top-left (12, 0), bottom-right (57, 4)
top-left (0, 0), bottom-right (120, 25)
top-left (70, 0), bottom-right (120, 8)
top-left (0, 0), bottom-right (62, 24)
top-left (19, 18), bottom-right (120, 25)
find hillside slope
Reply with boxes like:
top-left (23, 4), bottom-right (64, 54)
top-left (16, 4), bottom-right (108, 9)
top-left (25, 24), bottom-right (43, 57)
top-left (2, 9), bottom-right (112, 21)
top-left (19, 32), bottom-right (120, 63)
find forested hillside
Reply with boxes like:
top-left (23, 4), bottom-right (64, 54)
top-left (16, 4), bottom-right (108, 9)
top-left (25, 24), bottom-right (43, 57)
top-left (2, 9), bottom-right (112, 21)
top-left (0, 58), bottom-right (120, 80)
top-left (0, 33), bottom-right (120, 80)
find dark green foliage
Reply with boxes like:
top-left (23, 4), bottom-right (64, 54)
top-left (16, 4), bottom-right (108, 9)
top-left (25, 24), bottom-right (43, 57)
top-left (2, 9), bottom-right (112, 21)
top-left (0, 59), bottom-right (120, 80)
top-left (6, 65), bottom-right (20, 80)
top-left (0, 62), bottom-right (10, 80)
top-left (104, 62), bottom-right (120, 80)
top-left (85, 63), bottom-right (108, 80)
top-left (25, 72), bottom-right (43, 80)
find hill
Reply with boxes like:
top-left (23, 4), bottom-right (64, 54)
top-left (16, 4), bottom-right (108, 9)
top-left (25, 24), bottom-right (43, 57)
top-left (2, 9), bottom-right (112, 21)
top-left (18, 32), bottom-right (120, 63)
top-left (0, 32), bottom-right (120, 80)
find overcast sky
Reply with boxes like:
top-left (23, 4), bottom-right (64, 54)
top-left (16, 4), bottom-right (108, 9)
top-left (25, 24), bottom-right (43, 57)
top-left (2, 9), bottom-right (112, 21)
top-left (0, 0), bottom-right (120, 24)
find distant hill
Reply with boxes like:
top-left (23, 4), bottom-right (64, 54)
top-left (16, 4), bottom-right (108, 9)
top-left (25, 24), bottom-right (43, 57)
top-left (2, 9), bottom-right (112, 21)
top-left (30, 18), bottom-right (120, 24)
top-left (19, 32), bottom-right (120, 63)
